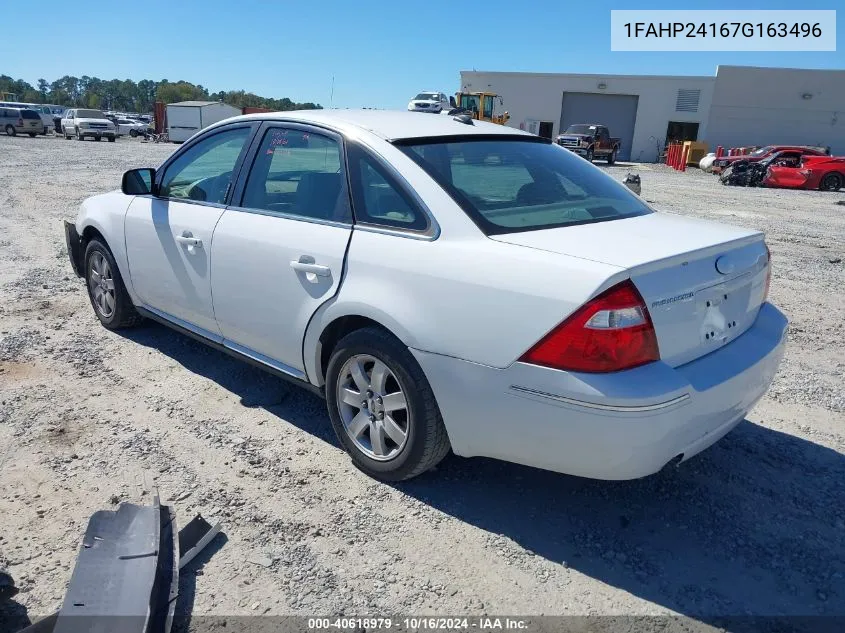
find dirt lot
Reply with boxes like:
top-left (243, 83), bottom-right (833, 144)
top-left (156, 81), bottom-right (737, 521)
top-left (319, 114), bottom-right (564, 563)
top-left (1, 133), bottom-right (843, 630)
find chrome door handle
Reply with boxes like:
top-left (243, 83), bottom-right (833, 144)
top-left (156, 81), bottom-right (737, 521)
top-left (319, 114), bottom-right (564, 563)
top-left (290, 260), bottom-right (330, 277)
top-left (176, 234), bottom-right (202, 248)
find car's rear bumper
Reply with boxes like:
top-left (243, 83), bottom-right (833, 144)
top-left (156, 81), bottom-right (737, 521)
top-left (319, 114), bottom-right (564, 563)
top-left (413, 302), bottom-right (788, 480)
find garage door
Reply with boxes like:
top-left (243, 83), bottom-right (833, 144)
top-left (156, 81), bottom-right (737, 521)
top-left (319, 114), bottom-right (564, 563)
top-left (560, 93), bottom-right (639, 161)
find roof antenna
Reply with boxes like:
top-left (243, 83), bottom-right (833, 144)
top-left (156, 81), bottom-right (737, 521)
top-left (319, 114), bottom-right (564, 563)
top-left (330, 75), bottom-right (335, 109)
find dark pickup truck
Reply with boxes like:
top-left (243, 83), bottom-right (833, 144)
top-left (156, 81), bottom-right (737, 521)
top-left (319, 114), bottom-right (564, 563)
top-left (555, 124), bottom-right (621, 164)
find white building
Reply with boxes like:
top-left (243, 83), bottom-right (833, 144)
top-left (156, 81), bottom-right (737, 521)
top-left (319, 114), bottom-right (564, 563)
top-left (166, 101), bottom-right (242, 143)
top-left (460, 65), bottom-right (845, 162)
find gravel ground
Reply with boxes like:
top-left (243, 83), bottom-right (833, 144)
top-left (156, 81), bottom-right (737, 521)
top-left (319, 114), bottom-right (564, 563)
top-left (0, 133), bottom-right (843, 631)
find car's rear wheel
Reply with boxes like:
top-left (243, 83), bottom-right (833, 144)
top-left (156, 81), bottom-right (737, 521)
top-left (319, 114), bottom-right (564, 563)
top-left (107, 136), bottom-right (115, 142)
top-left (325, 327), bottom-right (450, 481)
top-left (820, 172), bottom-right (843, 192)
top-left (84, 239), bottom-right (143, 330)
top-left (95, 136), bottom-right (101, 141)
top-left (607, 148), bottom-right (617, 165)
top-left (28, 133), bottom-right (36, 137)
top-left (5, 125), bottom-right (15, 136)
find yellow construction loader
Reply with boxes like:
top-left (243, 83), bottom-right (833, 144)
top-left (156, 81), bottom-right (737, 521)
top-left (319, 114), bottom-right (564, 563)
top-left (451, 92), bottom-right (510, 125)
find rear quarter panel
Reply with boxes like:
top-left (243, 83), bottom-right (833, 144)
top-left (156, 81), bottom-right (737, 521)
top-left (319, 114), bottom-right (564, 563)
top-left (304, 230), bottom-right (621, 382)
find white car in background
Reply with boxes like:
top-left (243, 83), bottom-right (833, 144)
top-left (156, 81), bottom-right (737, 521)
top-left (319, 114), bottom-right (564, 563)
top-left (407, 91), bottom-right (452, 113)
top-left (64, 110), bottom-right (786, 482)
top-left (116, 117), bottom-right (149, 137)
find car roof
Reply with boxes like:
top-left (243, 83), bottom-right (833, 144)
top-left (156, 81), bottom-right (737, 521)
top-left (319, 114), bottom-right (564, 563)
top-left (233, 109), bottom-right (532, 142)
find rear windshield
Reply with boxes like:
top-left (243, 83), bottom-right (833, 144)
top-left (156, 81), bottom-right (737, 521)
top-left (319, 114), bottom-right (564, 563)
top-left (21, 110), bottom-right (41, 119)
top-left (398, 137), bottom-right (651, 235)
top-left (77, 109), bottom-right (106, 119)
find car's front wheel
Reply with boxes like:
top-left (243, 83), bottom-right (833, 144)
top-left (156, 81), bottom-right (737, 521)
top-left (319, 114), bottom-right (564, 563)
top-left (584, 147), bottom-right (594, 162)
top-left (5, 125), bottom-right (15, 136)
top-left (84, 239), bottom-right (143, 330)
top-left (325, 327), bottom-right (450, 481)
top-left (76, 130), bottom-right (84, 141)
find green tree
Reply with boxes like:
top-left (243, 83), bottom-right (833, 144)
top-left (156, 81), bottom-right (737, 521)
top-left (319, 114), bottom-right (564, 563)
top-left (1, 74), bottom-right (321, 111)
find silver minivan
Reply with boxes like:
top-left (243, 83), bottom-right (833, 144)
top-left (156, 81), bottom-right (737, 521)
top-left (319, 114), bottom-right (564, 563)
top-left (1, 108), bottom-right (43, 136)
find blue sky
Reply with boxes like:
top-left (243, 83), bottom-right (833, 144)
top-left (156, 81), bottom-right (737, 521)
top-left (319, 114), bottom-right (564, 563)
top-left (2, 0), bottom-right (841, 109)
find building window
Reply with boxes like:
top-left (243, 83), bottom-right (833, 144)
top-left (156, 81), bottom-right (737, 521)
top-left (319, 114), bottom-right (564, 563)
top-left (676, 89), bottom-right (701, 113)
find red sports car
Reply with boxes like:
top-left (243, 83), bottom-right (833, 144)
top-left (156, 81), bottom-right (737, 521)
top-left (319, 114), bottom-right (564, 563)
top-left (712, 145), bottom-right (828, 173)
top-left (763, 154), bottom-right (845, 191)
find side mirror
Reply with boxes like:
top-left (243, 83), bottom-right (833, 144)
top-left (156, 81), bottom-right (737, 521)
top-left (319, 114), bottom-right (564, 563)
top-left (122, 168), bottom-right (156, 196)
top-left (449, 96), bottom-right (457, 108)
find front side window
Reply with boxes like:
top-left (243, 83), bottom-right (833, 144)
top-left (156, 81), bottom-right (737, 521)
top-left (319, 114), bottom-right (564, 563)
top-left (399, 138), bottom-right (651, 235)
top-left (159, 127), bottom-right (251, 204)
top-left (241, 127), bottom-right (350, 222)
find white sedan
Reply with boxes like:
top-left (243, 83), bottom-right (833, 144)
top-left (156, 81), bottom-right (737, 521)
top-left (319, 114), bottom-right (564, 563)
top-left (116, 118), bottom-right (149, 137)
top-left (64, 110), bottom-right (787, 481)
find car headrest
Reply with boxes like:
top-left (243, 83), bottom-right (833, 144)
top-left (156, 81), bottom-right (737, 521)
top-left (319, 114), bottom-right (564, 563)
top-left (295, 172), bottom-right (345, 220)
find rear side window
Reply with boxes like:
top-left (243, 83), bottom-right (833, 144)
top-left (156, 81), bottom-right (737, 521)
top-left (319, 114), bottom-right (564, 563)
top-left (22, 110), bottom-right (40, 119)
top-left (240, 127), bottom-right (350, 223)
top-left (398, 138), bottom-right (650, 235)
top-left (347, 144), bottom-right (428, 231)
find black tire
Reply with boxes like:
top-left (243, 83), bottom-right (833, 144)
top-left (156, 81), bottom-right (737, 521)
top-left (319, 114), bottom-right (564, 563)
top-left (325, 327), bottom-right (450, 481)
top-left (584, 147), bottom-right (594, 162)
top-left (129, 129), bottom-right (138, 138)
top-left (83, 239), bottom-right (143, 330)
top-left (76, 130), bottom-right (84, 141)
top-left (820, 172), bottom-right (843, 192)
top-left (28, 133), bottom-right (36, 137)
top-left (95, 136), bottom-right (102, 142)
top-left (63, 127), bottom-right (71, 140)
top-left (107, 136), bottom-right (115, 142)
top-left (607, 148), bottom-right (617, 165)
top-left (40, 128), bottom-right (47, 135)
top-left (5, 125), bottom-right (15, 136)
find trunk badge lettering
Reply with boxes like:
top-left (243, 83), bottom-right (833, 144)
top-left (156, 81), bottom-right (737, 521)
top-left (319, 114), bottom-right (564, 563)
top-left (651, 292), bottom-right (694, 309)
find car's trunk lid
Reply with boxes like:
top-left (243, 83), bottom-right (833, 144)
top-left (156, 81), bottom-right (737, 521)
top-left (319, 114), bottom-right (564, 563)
top-left (490, 213), bottom-right (770, 367)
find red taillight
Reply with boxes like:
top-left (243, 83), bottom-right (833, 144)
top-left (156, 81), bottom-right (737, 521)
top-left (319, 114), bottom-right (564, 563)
top-left (764, 243), bottom-right (772, 301)
top-left (519, 280), bottom-right (660, 373)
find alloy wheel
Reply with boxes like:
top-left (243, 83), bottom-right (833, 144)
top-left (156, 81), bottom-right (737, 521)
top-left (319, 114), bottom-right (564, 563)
top-left (336, 354), bottom-right (410, 461)
top-left (88, 252), bottom-right (116, 318)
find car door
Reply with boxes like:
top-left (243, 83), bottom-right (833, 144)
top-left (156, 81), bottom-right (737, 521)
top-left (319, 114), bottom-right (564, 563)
top-left (124, 123), bottom-right (256, 335)
top-left (210, 123), bottom-right (353, 376)
top-left (62, 110), bottom-right (73, 134)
